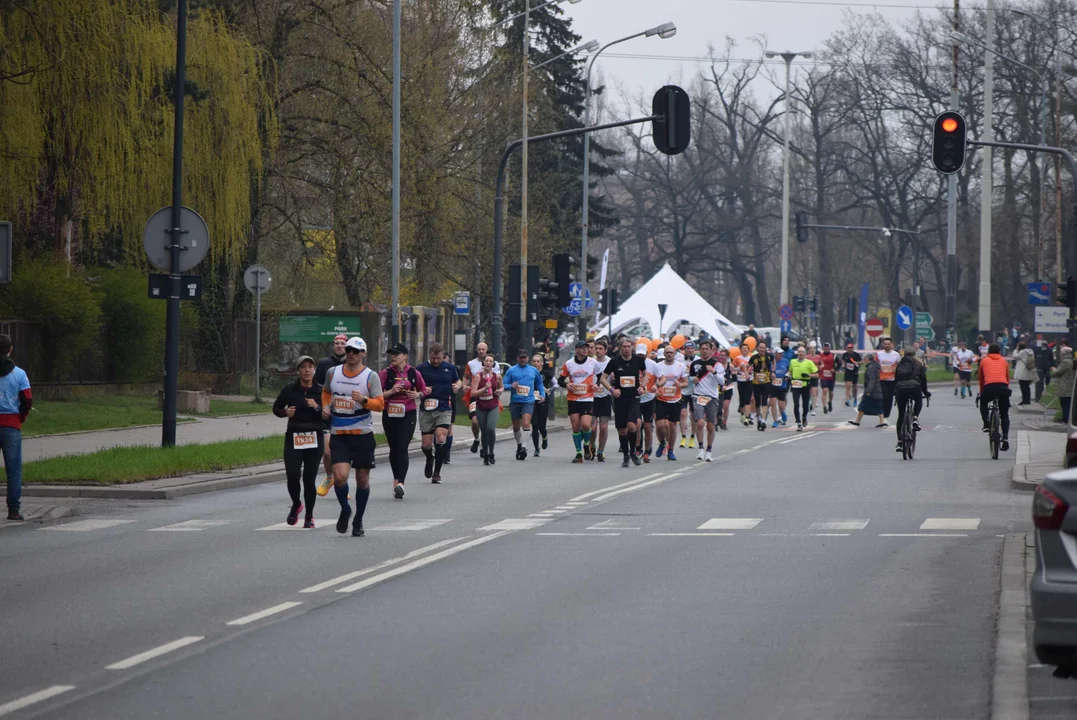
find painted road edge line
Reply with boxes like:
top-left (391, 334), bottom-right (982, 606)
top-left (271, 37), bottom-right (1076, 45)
top-left (226, 602), bottom-right (303, 627)
top-left (535, 532), bottom-right (622, 537)
top-left (647, 532), bottom-right (736, 537)
top-left (878, 533), bottom-right (969, 537)
top-left (336, 531), bottom-right (511, 593)
top-left (104, 636), bottom-right (205, 671)
top-left (589, 473), bottom-right (679, 503)
top-left (569, 473), bottom-right (664, 502)
top-left (0, 686), bottom-right (76, 717)
top-left (299, 537), bottom-right (471, 594)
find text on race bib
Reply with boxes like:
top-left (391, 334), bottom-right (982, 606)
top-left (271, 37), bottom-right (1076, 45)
top-left (846, 363), bottom-right (856, 371)
top-left (619, 376), bottom-right (636, 388)
top-left (658, 385), bottom-right (678, 399)
top-left (423, 398), bottom-right (438, 411)
top-left (755, 373), bottom-right (768, 383)
top-left (387, 403), bottom-right (406, 418)
top-left (292, 431), bottom-right (318, 449)
top-left (333, 397), bottom-right (354, 413)
top-left (790, 380), bottom-right (804, 389)
top-left (822, 370), bottom-right (833, 378)
top-left (468, 401), bottom-right (477, 413)
top-left (570, 383), bottom-right (589, 395)
top-left (515, 385), bottom-right (531, 397)
top-left (771, 376), bottom-right (784, 387)
top-left (696, 395), bottom-right (710, 406)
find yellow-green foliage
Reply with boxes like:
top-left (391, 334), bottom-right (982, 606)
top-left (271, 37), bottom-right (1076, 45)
top-left (0, 0), bottom-right (272, 262)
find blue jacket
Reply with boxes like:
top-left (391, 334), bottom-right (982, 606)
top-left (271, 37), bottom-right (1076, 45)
top-left (417, 361), bottom-right (460, 412)
top-left (503, 364), bottom-right (545, 404)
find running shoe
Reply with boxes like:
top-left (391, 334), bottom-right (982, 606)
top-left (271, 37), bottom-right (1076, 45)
top-left (336, 506), bottom-right (353, 534)
top-left (796, 423), bottom-right (803, 432)
top-left (516, 445), bottom-right (527, 461)
top-left (352, 520), bottom-right (365, 537)
top-left (542, 435), bottom-right (548, 450)
top-left (621, 456), bottom-right (630, 468)
top-left (845, 400), bottom-right (850, 407)
top-left (424, 453), bottom-right (434, 479)
top-left (912, 419), bottom-right (921, 432)
top-left (394, 482), bottom-right (405, 500)
top-left (642, 451), bottom-right (651, 464)
top-left (630, 452), bottom-right (642, 466)
top-left (572, 453), bottom-right (584, 464)
top-left (596, 453), bottom-right (605, 462)
top-left (895, 443), bottom-right (902, 453)
top-left (656, 442), bottom-right (665, 458)
top-left (471, 440), bottom-right (480, 454)
top-left (954, 388), bottom-right (958, 396)
top-left (697, 448), bottom-right (705, 461)
top-left (489, 454), bottom-right (496, 465)
top-left (480, 447), bottom-right (486, 459)
top-left (823, 405), bottom-right (829, 414)
top-left (757, 420), bottom-right (766, 432)
top-left (781, 412), bottom-right (788, 424)
top-left (303, 518), bottom-right (315, 529)
top-left (719, 421), bottom-right (728, 431)
top-left (847, 420), bottom-right (860, 426)
top-left (828, 402), bottom-right (833, 413)
top-left (705, 451), bottom-right (713, 462)
top-left (771, 421), bottom-right (780, 429)
top-left (431, 473), bottom-right (442, 484)
top-left (810, 409), bottom-right (816, 416)
top-left (287, 502), bottom-right (303, 526)
top-left (667, 450), bottom-right (677, 461)
top-left (1001, 439), bottom-right (1010, 451)
top-left (679, 438), bottom-right (687, 448)
top-left (688, 437), bottom-right (697, 449)
top-left (317, 475), bottom-right (334, 497)
top-left (533, 449), bottom-right (540, 458)
top-left (484, 456), bottom-right (490, 466)
top-left (875, 422), bottom-right (889, 428)
top-left (584, 445), bottom-right (593, 461)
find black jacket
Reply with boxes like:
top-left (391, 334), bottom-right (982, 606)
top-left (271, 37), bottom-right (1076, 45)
top-left (314, 354), bottom-right (344, 386)
top-left (272, 381), bottom-right (325, 432)
top-left (894, 357), bottom-right (928, 395)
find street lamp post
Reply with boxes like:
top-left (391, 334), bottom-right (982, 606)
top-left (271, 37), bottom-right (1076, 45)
top-left (579, 22), bottom-right (676, 336)
top-left (391, 0), bottom-right (402, 348)
top-left (765, 50), bottom-right (812, 308)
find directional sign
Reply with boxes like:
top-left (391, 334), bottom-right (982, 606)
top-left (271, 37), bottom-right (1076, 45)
top-left (563, 282), bottom-right (593, 316)
top-left (452, 291), bottom-right (471, 315)
top-left (866, 318), bottom-right (885, 338)
top-left (779, 303), bottom-right (794, 321)
top-left (1035, 306), bottom-right (1069, 333)
top-left (895, 305), bottom-right (912, 330)
top-left (1028, 282), bottom-right (1052, 306)
top-left (780, 319), bottom-right (792, 335)
top-left (915, 311), bottom-right (933, 328)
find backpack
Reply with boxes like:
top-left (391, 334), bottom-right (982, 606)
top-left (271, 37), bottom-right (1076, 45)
top-left (384, 365), bottom-right (419, 391)
top-left (1024, 351), bottom-right (1036, 370)
top-left (895, 358), bottom-right (919, 383)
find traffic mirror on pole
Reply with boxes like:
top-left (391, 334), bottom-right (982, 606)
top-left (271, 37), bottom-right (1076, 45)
top-left (652, 85), bottom-right (691, 156)
top-left (931, 111), bottom-right (967, 174)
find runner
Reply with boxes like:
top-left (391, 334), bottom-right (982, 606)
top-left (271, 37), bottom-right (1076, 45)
top-left (769, 350), bottom-right (790, 429)
top-left (379, 343), bottom-right (426, 499)
top-left (806, 341), bottom-right (822, 416)
top-left (841, 342), bottom-right (862, 407)
top-left (876, 337), bottom-right (901, 419)
top-left (314, 333), bottom-right (348, 498)
top-left (818, 342), bottom-right (837, 413)
top-left (748, 341), bottom-right (774, 431)
top-left (735, 342), bottom-right (753, 426)
top-left (788, 346), bottom-right (818, 432)
top-left (503, 349), bottom-right (546, 461)
top-left (679, 340), bottom-right (698, 446)
top-left (653, 344), bottom-right (688, 460)
top-left (417, 343), bottom-right (462, 485)
top-left (635, 342), bottom-right (658, 462)
top-left (462, 342), bottom-right (500, 459)
top-left (950, 342), bottom-right (963, 396)
top-left (954, 340), bottom-right (975, 399)
top-left (272, 355), bottom-right (324, 527)
top-left (558, 340), bottom-right (599, 463)
top-left (320, 337), bottom-right (384, 537)
top-left (689, 338), bottom-right (724, 460)
top-left (601, 337), bottom-right (648, 468)
top-left (470, 355), bottom-right (503, 465)
top-left (589, 338), bottom-right (612, 461)
top-left (718, 347), bottom-right (735, 431)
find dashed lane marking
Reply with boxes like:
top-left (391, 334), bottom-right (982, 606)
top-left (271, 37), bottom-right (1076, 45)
top-left (920, 518), bottom-right (981, 530)
top-left (104, 636), bottom-right (204, 670)
top-left (148, 520), bottom-right (230, 532)
top-left (336, 532), bottom-right (511, 593)
top-left (298, 537), bottom-right (470, 593)
top-left (809, 520), bottom-right (869, 531)
top-left (226, 602), bottom-right (303, 627)
top-left (698, 518), bottom-right (763, 531)
top-left (478, 518), bottom-right (549, 532)
top-left (44, 519), bottom-right (135, 532)
top-left (0, 686), bottom-right (77, 717)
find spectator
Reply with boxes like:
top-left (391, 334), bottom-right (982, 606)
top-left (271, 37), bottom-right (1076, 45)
top-left (741, 324), bottom-right (759, 342)
top-left (763, 332), bottom-right (773, 348)
top-left (1035, 338), bottom-right (1054, 402)
top-left (848, 353), bottom-right (886, 428)
top-left (1050, 346), bottom-right (1075, 424)
top-left (0, 334), bottom-right (32, 521)
top-left (1013, 341), bottom-right (1036, 406)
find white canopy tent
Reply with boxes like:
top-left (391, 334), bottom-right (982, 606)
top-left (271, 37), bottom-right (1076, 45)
top-left (591, 263), bottom-right (737, 348)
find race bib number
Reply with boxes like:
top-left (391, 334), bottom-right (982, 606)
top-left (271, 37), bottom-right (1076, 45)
top-left (619, 376), bottom-right (636, 388)
top-left (771, 377), bottom-right (784, 387)
top-left (292, 431), bottom-right (317, 449)
top-left (658, 385), bottom-right (678, 400)
top-left (845, 363), bottom-right (856, 371)
top-left (790, 379), bottom-right (804, 389)
top-left (755, 373), bottom-right (768, 383)
top-left (423, 398), bottom-right (439, 411)
top-left (695, 395), bottom-right (710, 406)
top-left (960, 362), bottom-right (971, 371)
top-left (468, 401), bottom-right (477, 413)
top-left (738, 372), bottom-right (749, 382)
top-left (387, 402), bottom-right (406, 418)
top-left (822, 370), bottom-right (834, 379)
top-left (515, 385), bottom-right (531, 397)
top-left (333, 397), bottom-right (354, 413)
top-left (881, 363), bottom-right (893, 373)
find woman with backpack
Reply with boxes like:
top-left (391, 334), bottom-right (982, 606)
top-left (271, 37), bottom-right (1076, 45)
top-left (1013, 341), bottom-right (1036, 406)
top-left (379, 343), bottom-right (428, 499)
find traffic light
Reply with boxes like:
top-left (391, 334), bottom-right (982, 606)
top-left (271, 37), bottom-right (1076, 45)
top-left (794, 211), bottom-right (808, 243)
top-left (599, 287), bottom-right (610, 315)
top-left (538, 278), bottom-right (558, 309)
top-left (609, 287), bottom-right (620, 315)
top-left (808, 297), bottom-right (818, 313)
top-left (1059, 277), bottom-right (1077, 309)
top-left (527, 264), bottom-right (540, 319)
top-left (652, 85), bottom-right (691, 156)
top-left (931, 111), bottom-right (967, 174)
top-left (793, 296), bottom-right (806, 313)
top-left (553, 252), bottom-right (573, 307)
top-left (846, 297), bottom-right (856, 324)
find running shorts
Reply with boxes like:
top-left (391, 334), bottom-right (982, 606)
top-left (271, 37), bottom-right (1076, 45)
top-left (809, 378), bottom-right (819, 388)
top-left (450, 399), bottom-right (457, 423)
top-left (771, 387), bottom-right (788, 402)
top-left (640, 399), bottom-right (655, 424)
top-left (691, 396), bottom-right (721, 425)
top-left (723, 388), bottom-right (735, 402)
top-left (737, 381), bottom-right (753, 409)
top-left (752, 384), bottom-right (770, 408)
top-left (592, 396), bottom-right (612, 419)
top-left (567, 400), bottom-right (594, 417)
top-left (959, 370), bottom-right (972, 382)
top-left (613, 398), bottom-right (641, 429)
top-left (655, 401), bottom-right (681, 422)
top-left (820, 378), bottom-right (836, 391)
top-left (419, 409), bottom-right (452, 434)
top-left (509, 402), bottom-right (535, 421)
top-left (843, 371), bottom-right (859, 384)
top-left (329, 432), bottom-right (376, 469)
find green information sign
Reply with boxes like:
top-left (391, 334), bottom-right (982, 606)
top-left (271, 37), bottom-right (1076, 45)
top-left (279, 315), bottom-right (362, 343)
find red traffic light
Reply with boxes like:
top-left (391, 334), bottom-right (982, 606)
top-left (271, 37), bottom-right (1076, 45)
top-left (941, 117), bottom-right (959, 133)
top-left (931, 111), bottom-right (967, 174)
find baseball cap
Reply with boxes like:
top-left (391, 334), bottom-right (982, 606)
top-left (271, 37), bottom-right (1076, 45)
top-left (295, 355), bottom-right (315, 369)
top-left (334, 333), bottom-right (348, 342)
top-left (517, 348), bottom-right (529, 358)
top-left (684, 341), bottom-right (696, 349)
top-left (635, 343), bottom-right (648, 355)
top-left (575, 340), bottom-right (589, 349)
top-left (823, 342), bottom-right (831, 348)
top-left (387, 343), bottom-right (408, 355)
top-left (345, 337), bottom-right (367, 352)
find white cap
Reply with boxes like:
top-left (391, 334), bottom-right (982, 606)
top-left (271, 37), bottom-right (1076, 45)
top-left (345, 337), bottom-right (367, 352)
top-left (635, 343), bottom-right (648, 356)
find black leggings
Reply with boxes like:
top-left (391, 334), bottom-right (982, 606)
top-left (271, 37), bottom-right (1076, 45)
top-left (895, 390), bottom-right (923, 441)
top-left (791, 386), bottom-right (812, 424)
top-left (383, 412), bottom-right (417, 482)
top-left (532, 398), bottom-right (548, 450)
top-left (284, 440), bottom-right (321, 517)
top-left (881, 381), bottom-right (896, 419)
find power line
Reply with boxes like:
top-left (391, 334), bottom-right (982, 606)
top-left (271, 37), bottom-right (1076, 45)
top-left (601, 52), bottom-right (953, 70)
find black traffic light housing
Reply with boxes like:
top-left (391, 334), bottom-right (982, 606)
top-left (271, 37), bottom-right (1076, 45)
top-left (808, 297), bottom-right (818, 313)
top-left (931, 111), bottom-right (967, 174)
top-left (793, 296), bottom-right (806, 313)
top-left (1059, 277), bottom-right (1077, 309)
top-left (552, 253), bottom-right (573, 308)
top-left (609, 287), bottom-right (620, 315)
top-left (794, 211), bottom-right (808, 243)
top-left (599, 287), bottom-right (611, 315)
top-left (652, 85), bottom-right (691, 156)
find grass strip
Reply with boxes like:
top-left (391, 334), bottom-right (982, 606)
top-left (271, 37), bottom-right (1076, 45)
top-left (22, 395), bottom-right (269, 438)
top-left (4, 434), bottom-right (386, 485)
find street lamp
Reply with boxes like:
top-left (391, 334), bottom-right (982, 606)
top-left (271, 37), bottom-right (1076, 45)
top-left (764, 50), bottom-right (812, 307)
top-left (578, 21), bottom-right (677, 335)
top-left (531, 39), bottom-right (599, 72)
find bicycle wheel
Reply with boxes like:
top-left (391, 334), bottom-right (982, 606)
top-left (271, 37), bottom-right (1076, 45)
top-left (908, 413), bottom-right (916, 460)
top-left (989, 406), bottom-right (1000, 460)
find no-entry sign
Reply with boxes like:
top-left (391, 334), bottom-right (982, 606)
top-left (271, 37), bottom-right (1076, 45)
top-left (866, 318), bottom-right (884, 338)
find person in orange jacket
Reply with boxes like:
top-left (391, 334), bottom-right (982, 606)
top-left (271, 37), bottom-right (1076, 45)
top-left (978, 343), bottom-right (1012, 451)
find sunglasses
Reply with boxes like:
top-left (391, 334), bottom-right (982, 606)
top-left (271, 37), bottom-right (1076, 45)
top-left (345, 348), bottom-right (362, 354)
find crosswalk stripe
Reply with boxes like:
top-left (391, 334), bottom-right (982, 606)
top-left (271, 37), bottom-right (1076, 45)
top-left (44, 519), bottom-right (135, 532)
top-left (697, 518), bottom-right (763, 531)
top-left (920, 518), bottom-right (980, 530)
top-left (365, 519), bottom-right (451, 532)
top-left (808, 520), bottom-right (869, 531)
top-left (148, 520), bottom-right (229, 532)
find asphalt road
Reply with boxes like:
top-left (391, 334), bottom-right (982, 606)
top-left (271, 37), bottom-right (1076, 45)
top-left (0, 395), bottom-right (1034, 719)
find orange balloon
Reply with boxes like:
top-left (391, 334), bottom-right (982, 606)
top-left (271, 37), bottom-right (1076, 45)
top-left (670, 334), bottom-right (686, 349)
top-left (728, 347), bottom-right (741, 359)
top-left (745, 336), bottom-right (757, 351)
top-left (650, 338), bottom-right (662, 352)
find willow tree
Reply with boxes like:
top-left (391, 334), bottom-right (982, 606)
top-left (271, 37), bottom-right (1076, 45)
top-left (0, 0), bottom-right (272, 264)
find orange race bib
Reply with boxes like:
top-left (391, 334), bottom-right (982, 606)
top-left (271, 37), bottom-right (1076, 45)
top-left (755, 373), bottom-right (769, 383)
top-left (658, 385), bottom-right (679, 400)
top-left (619, 376), bottom-right (636, 388)
top-left (387, 402), bottom-right (406, 418)
top-left (790, 379), bottom-right (804, 389)
top-left (570, 383), bottom-right (590, 396)
top-left (292, 431), bottom-right (318, 448)
top-left (423, 398), bottom-right (439, 411)
top-left (333, 397), bottom-right (354, 413)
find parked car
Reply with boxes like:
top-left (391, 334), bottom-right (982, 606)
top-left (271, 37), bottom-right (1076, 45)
top-left (1031, 469), bottom-right (1077, 675)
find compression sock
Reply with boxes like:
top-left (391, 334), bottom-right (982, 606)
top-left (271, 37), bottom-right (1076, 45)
top-left (513, 429), bottom-right (523, 446)
top-left (627, 431), bottom-right (637, 452)
top-left (354, 486), bottom-right (370, 522)
top-left (445, 435), bottom-right (453, 459)
top-left (581, 429), bottom-right (591, 448)
top-left (334, 482), bottom-right (350, 510)
top-left (619, 436), bottom-right (629, 456)
top-left (572, 432), bottom-right (582, 452)
top-left (434, 442), bottom-right (445, 474)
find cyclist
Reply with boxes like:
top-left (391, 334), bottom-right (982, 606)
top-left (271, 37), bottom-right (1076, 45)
top-left (978, 343), bottom-right (1012, 451)
top-left (893, 347), bottom-right (929, 453)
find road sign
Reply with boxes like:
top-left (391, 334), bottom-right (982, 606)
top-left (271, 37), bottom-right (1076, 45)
top-left (866, 318), bottom-right (884, 338)
top-left (780, 319), bottom-right (792, 334)
top-left (148, 274), bottom-right (202, 300)
top-left (143, 206), bottom-right (210, 273)
top-left (563, 282), bottom-right (593, 317)
top-left (877, 307), bottom-right (892, 331)
top-left (278, 316), bottom-right (361, 343)
top-left (452, 291), bottom-right (471, 315)
top-left (243, 264), bottom-right (272, 295)
top-left (779, 303), bottom-right (794, 321)
top-left (1028, 282), bottom-right (1052, 306)
top-left (895, 305), bottom-right (912, 330)
top-left (1035, 306), bottom-right (1069, 333)
top-left (545, 318), bottom-right (558, 330)
top-left (915, 311), bottom-right (933, 328)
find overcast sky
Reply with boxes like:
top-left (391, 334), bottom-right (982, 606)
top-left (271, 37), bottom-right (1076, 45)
top-left (566, 0), bottom-right (933, 106)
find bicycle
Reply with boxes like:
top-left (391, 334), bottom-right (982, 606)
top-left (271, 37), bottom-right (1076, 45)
top-left (899, 394), bottom-right (929, 461)
top-left (976, 394), bottom-right (1002, 460)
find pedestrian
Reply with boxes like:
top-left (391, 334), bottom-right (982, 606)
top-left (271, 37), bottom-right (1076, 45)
top-left (741, 324), bottom-right (758, 342)
top-left (1050, 346), bottom-right (1075, 424)
top-left (380, 343), bottom-right (426, 499)
top-left (1013, 341), bottom-right (1036, 406)
top-left (0, 334), bottom-right (31, 521)
top-left (315, 333), bottom-right (348, 498)
top-left (471, 354), bottom-right (503, 465)
top-left (1035, 337), bottom-right (1053, 402)
top-left (272, 355), bottom-right (324, 527)
top-left (848, 353), bottom-right (886, 428)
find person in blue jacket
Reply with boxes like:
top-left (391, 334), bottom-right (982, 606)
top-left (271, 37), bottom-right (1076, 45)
top-left (502, 348), bottom-right (546, 461)
top-left (770, 354), bottom-right (791, 428)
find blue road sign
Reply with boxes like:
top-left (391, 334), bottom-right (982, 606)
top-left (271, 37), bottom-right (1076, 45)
top-left (895, 305), bottom-right (912, 330)
top-left (779, 303), bottom-right (794, 321)
top-left (779, 318), bottom-right (792, 334)
top-left (452, 291), bottom-right (470, 315)
top-left (583, 288), bottom-right (594, 311)
top-left (1028, 282), bottom-right (1052, 306)
top-left (563, 283), bottom-right (594, 316)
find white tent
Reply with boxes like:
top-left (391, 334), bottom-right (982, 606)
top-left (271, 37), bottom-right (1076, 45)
top-left (592, 263), bottom-right (737, 348)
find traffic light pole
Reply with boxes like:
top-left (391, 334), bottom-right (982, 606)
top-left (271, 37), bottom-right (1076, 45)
top-left (492, 114), bottom-right (659, 360)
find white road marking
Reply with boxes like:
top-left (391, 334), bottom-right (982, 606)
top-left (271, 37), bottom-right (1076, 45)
top-left (366, 519), bottom-right (451, 532)
top-left (759, 533), bottom-right (851, 537)
top-left (542, 509), bottom-right (566, 514)
top-left (920, 518), bottom-right (981, 530)
top-left (256, 520), bottom-right (334, 531)
top-left (565, 501), bottom-right (589, 506)
top-left (148, 519), bottom-right (229, 532)
top-left (299, 537), bottom-right (470, 593)
top-left (698, 518), bottom-right (763, 531)
top-left (535, 532), bottom-right (622, 536)
top-left (226, 601), bottom-right (303, 626)
top-left (809, 520), bottom-right (869, 531)
top-left (105, 636), bottom-right (204, 670)
top-left (44, 519), bottom-right (135, 532)
top-left (568, 473), bottom-right (664, 502)
top-left (777, 432), bottom-right (821, 444)
top-left (337, 531), bottom-right (511, 593)
top-left (879, 533), bottom-right (969, 538)
top-left (0, 686), bottom-right (77, 717)
top-left (647, 532), bottom-right (735, 537)
top-left (478, 518), bottom-right (548, 531)
top-left (554, 506), bottom-right (576, 511)
top-left (528, 513), bottom-right (556, 518)
top-left (587, 519), bottom-right (641, 530)
top-left (589, 473), bottom-right (679, 503)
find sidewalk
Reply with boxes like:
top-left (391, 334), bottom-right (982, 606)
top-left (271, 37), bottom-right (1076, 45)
top-left (1011, 430), bottom-right (1066, 491)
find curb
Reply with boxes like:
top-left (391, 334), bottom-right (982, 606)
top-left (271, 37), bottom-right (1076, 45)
top-left (990, 533), bottom-right (1030, 720)
top-left (0, 504), bottom-right (78, 531)
top-left (1011, 433), bottom-right (1042, 491)
top-left (19, 424), bottom-right (568, 500)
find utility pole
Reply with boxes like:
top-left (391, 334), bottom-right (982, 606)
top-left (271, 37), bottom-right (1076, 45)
top-left (390, 0), bottom-right (401, 347)
top-left (519, 0), bottom-right (531, 352)
top-left (945, 0), bottom-right (959, 346)
top-left (978, 0), bottom-right (995, 336)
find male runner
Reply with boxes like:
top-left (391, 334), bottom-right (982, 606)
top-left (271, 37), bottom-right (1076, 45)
top-left (417, 343), bottom-right (462, 484)
top-left (635, 342), bottom-right (659, 461)
top-left (653, 344), bottom-right (688, 460)
top-left (718, 347), bottom-right (735, 430)
top-left (818, 342), bottom-right (837, 413)
top-left (954, 340), bottom-right (975, 399)
top-left (876, 337), bottom-right (901, 419)
top-left (735, 342), bottom-right (753, 426)
top-left (503, 349), bottom-right (545, 461)
top-left (315, 333), bottom-right (348, 497)
top-left (601, 337), bottom-right (647, 468)
top-left (841, 342), bottom-right (862, 407)
top-left (689, 339), bottom-right (724, 460)
top-left (806, 341), bottom-right (822, 416)
top-left (769, 351), bottom-right (790, 429)
top-left (589, 337), bottom-right (612, 461)
top-left (559, 340), bottom-right (599, 463)
top-left (749, 341), bottom-right (774, 431)
top-left (679, 341), bottom-right (699, 447)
